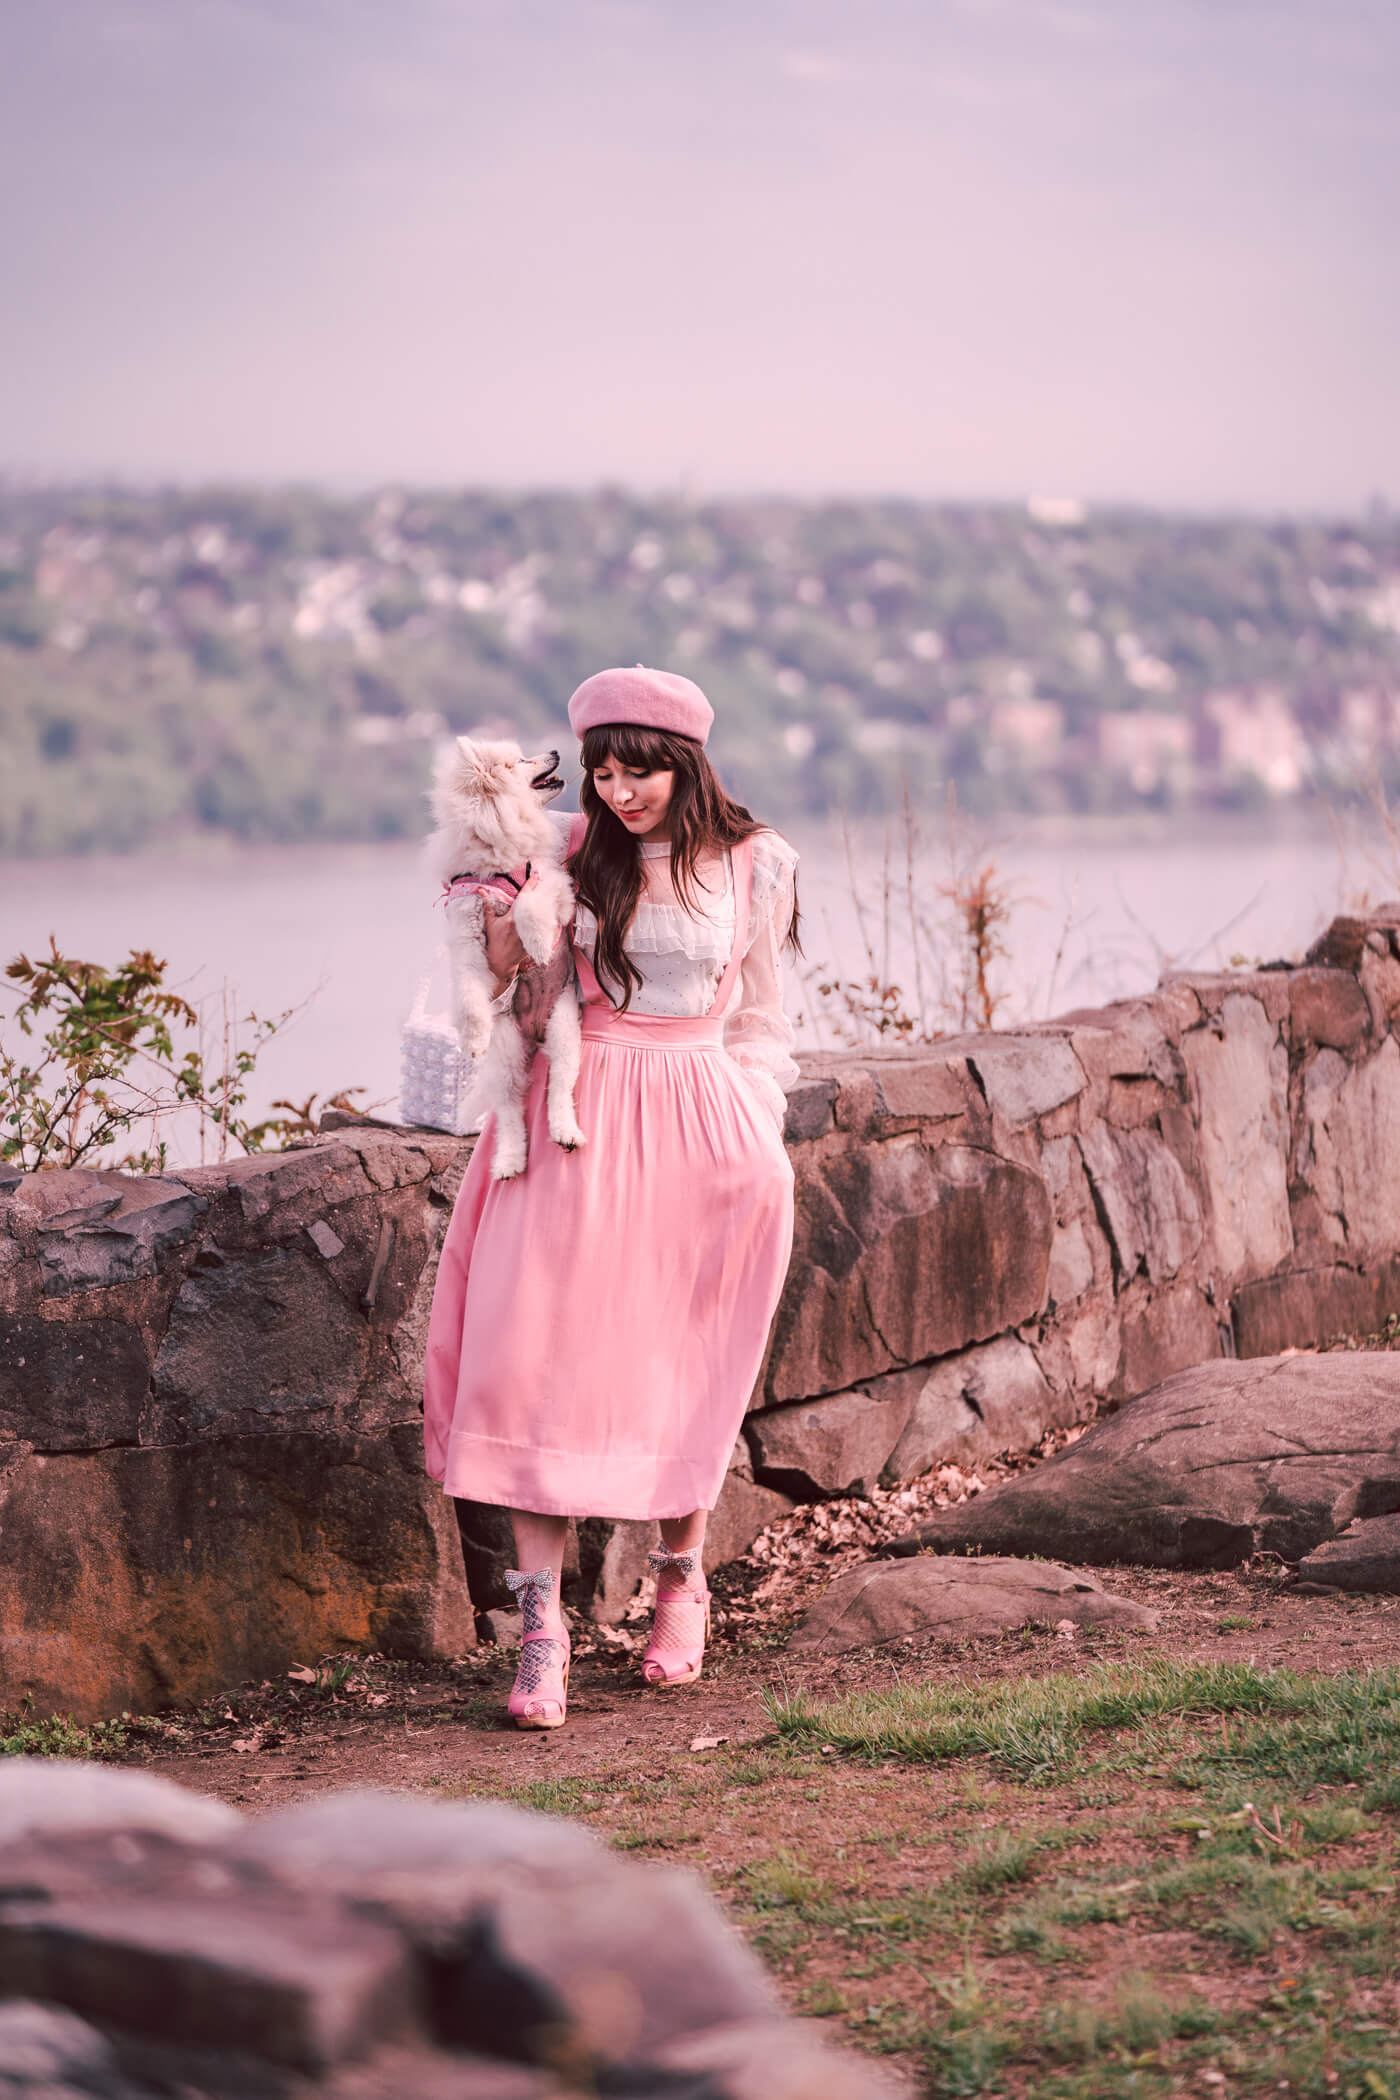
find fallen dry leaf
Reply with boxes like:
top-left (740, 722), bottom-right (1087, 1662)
top-left (689, 1734), bottom-right (729, 1753)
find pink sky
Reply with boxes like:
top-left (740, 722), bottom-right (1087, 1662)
top-left (2, 0), bottom-right (1395, 509)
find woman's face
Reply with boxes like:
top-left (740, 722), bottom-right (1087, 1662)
top-left (591, 753), bottom-right (677, 840)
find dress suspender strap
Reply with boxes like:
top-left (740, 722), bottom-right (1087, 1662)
top-left (710, 838), bottom-right (754, 1013)
top-left (568, 829), bottom-right (755, 1019)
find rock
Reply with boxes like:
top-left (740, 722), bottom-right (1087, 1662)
top-left (884, 1353), bottom-right (1400, 1569)
top-left (1062, 1001), bottom-right (1182, 1087)
top-left (0, 2000), bottom-right (118, 2095)
top-left (1181, 992), bottom-right (1292, 1286)
top-left (322, 2043), bottom-right (568, 2096)
top-left (432, 1865), bottom-right (777, 2070)
top-left (1232, 1260), bottom-right (1400, 1357)
top-left (477, 1609), bottom-right (524, 1646)
top-left (0, 1316), bottom-right (151, 1451)
top-left (0, 1777), bottom-right (926, 2100)
top-left (227, 1791), bottom-right (606, 1885)
top-left (652, 2014), bottom-right (895, 2098)
top-left (790, 1556), bottom-right (1158, 1654)
top-left (750, 1385), bottom-right (912, 1500)
top-left (1115, 1281), bottom-right (1222, 1399)
top-left (151, 1244), bottom-right (370, 1441)
top-left (1064, 1296), bottom-right (1123, 1396)
top-left (867, 1054), bottom-right (973, 1121)
top-left (453, 1500), bottom-right (519, 1613)
top-left (230, 1794), bottom-right (774, 2072)
top-left (577, 1516), bottom-right (655, 1625)
top-left (308, 1220), bottom-right (347, 1261)
top-left (1296, 1512), bottom-right (1400, 1593)
top-left (0, 1427), bottom-right (474, 1722)
top-left (1046, 1216), bottom-right (1096, 1304)
top-left (704, 1472), bottom-right (794, 1572)
top-left (0, 1759), bottom-right (239, 1849)
top-left (782, 1077), bottom-right (837, 1143)
top-left (0, 1831), bottom-right (415, 2072)
top-left (1306, 916), bottom-right (1370, 971)
top-left (768, 1142), bottom-right (1052, 1403)
top-left (879, 1336), bottom-right (1063, 1482)
top-left (1077, 1122), bottom-right (1203, 1284)
top-left (34, 1182), bottom-right (206, 1299)
top-left (962, 1036), bottom-right (1086, 1127)
top-left (1296, 1038), bottom-right (1400, 1261)
top-left (1290, 968), bottom-right (1371, 1053)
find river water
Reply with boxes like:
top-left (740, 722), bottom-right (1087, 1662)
top-left (0, 816), bottom-right (1386, 1161)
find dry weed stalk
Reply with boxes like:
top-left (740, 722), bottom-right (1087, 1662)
top-left (799, 786), bottom-right (1021, 1048)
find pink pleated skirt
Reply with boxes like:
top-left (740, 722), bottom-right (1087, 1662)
top-left (422, 1006), bottom-right (795, 1520)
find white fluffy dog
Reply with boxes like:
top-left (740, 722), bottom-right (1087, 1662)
top-left (426, 736), bottom-right (584, 1180)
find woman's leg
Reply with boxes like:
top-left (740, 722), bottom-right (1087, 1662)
top-left (506, 1510), bottom-right (571, 1730)
top-left (657, 1509), bottom-right (707, 1584)
top-left (643, 1510), bottom-right (710, 1686)
top-left (510, 1510), bottom-right (569, 1625)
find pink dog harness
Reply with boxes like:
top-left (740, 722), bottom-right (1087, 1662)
top-left (440, 862), bottom-right (532, 909)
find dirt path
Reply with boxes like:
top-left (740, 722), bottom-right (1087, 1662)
top-left (130, 1565), bottom-right (1400, 1810)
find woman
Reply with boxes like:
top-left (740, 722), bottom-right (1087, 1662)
top-left (423, 666), bottom-right (799, 1728)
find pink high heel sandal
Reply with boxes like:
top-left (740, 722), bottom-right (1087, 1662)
top-left (504, 1567), bottom-right (570, 1730)
top-left (641, 1548), bottom-right (710, 1687)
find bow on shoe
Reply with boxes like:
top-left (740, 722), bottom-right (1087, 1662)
top-left (647, 1548), bottom-right (699, 1582)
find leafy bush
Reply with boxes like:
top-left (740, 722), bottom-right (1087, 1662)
top-left (1, 938), bottom-right (363, 1171)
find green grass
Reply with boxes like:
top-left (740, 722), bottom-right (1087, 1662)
top-left (423, 1662), bottom-right (1400, 2097)
top-left (767, 1658), bottom-right (1400, 1786)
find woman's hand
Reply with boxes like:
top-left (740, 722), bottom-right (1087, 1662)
top-left (484, 890), bottom-right (530, 995)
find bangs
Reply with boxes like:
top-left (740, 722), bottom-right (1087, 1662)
top-left (580, 723), bottom-right (693, 773)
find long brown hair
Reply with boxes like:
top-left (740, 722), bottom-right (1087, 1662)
top-left (573, 723), bottom-right (800, 1010)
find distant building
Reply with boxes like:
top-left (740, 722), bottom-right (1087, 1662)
top-left (1199, 689), bottom-right (1307, 795)
top-left (1097, 711), bottom-right (1192, 793)
top-left (990, 698), bottom-right (1065, 760)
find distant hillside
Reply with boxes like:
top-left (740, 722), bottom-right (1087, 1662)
top-left (1, 481), bottom-right (1397, 854)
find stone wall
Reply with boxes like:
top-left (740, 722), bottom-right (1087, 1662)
top-left (5, 909), bottom-right (1400, 1720)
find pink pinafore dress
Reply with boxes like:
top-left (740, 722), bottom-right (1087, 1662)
top-left (422, 831), bottom-right (795, 1519)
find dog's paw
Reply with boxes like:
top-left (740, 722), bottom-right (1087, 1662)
top-left (548, 1115), bottom-right (586, 1151)
top-left (490, 1135), bottom-right (528, 1179)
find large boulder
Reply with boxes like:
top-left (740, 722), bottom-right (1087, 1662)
top-left (0, 1768), bottom-right (887, 2098)
top-left (791, 1555), bottom-right (1158, 1655)
top-left (883, 1353), bottom-right (1400, 1569)
top-left (0, 1427), bottom-right (475, 1721)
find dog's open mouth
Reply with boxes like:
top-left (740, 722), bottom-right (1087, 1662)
top-left (531, 759), bottom-right (564, 794)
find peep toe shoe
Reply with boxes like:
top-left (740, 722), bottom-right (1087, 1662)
top-left (504, 1567), bottom-right (570, 1729)
top-left (641, 1547), bottom-right (710, 1688)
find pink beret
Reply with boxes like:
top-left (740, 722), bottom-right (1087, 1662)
top-left (567, 665), bottom-right (714, 747)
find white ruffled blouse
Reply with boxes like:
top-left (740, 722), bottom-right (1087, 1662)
top-left (573, 830), bottom-right (800, 1128)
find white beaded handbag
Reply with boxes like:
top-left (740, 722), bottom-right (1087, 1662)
top-left (398, 966), bottom-right (476, 1135)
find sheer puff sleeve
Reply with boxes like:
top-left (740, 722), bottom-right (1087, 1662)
top-left (722, 830), bottom-right (800, 1129)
